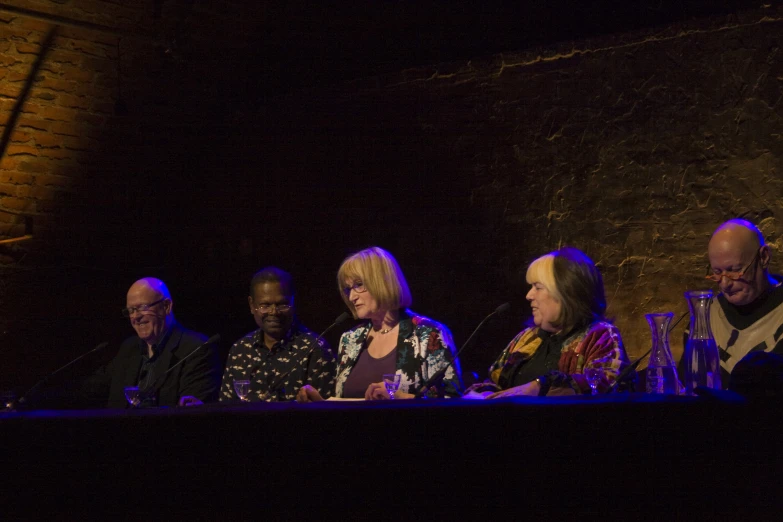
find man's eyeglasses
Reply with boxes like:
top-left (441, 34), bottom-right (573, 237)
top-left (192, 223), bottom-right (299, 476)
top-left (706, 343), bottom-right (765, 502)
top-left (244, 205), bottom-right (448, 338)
top-left (122, 297), bottom-right (168, 317)
top-left (705, 249), bottom-right (761, 283)
top-left (253, 303), bottom-right (292, 314)
top-left (342, 281), bottom-right (367, 297)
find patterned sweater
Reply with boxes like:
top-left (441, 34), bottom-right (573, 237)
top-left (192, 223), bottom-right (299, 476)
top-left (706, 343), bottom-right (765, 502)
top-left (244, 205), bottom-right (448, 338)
top-left (334, 310), bottom-right (463, 398)
top-left (489, 321), bottom-right (629, 394)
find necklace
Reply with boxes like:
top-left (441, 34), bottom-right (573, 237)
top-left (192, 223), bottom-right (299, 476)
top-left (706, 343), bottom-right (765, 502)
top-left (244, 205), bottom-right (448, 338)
top-left (375, 324), bottom-right (396, 334)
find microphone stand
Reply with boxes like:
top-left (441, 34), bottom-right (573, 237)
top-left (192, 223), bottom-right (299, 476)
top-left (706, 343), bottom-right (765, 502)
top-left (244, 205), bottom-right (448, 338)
top-left (133, 334), bottom-right (220, 407)
top-left (16, 341), bottom-right (110, 408)
top-left (414, 303), bottom-right (511, 399)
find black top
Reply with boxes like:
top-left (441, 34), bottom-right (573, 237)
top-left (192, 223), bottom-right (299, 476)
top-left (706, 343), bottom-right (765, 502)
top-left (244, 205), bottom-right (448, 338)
top-left (499, 327), bottom-right (574, 389)
top-left (83, 321), bottom-right (223, 408)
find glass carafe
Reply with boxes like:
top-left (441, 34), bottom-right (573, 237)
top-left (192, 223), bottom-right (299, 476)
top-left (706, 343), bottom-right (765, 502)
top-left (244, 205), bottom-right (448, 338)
top-left (645, 312), bottom-right (680, 394)
top-left (683, 290), bottom-right (721, 394)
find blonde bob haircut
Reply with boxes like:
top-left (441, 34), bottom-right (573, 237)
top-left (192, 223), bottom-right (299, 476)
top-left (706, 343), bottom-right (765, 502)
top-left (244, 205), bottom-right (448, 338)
top-left (337, 246), bottom-right (412, 318)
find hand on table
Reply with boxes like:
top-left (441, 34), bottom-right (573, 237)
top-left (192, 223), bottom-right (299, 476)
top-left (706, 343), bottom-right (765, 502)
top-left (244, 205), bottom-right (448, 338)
top-left (178, 396), bottom-right (204, 407)
top-left (487, 380), bottom-right (541, 399)
top-left (296, 385), bottom-right (325, 403)
top-left (365, 382), bottom-right (414, 400)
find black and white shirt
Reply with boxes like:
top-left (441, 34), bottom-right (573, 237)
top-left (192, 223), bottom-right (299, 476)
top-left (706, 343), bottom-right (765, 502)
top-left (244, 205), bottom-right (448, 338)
top-left (220, 322), bottom-right (335, 402)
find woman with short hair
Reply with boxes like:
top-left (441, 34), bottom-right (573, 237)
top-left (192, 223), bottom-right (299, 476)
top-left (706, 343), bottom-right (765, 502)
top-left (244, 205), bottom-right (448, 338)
top-left (297, 246), bottom-right (462, 401)
top-left (481, 246), bottom-right (629, 398)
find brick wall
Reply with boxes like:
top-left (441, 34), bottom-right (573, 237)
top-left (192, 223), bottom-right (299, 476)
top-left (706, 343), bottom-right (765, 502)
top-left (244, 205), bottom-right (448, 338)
top-left (1, 1), bottom-right (781, 392)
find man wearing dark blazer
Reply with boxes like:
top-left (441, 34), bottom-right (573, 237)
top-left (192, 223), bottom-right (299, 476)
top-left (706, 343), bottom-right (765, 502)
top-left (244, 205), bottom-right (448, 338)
top-left (86, 277), bottom-right (222, 408)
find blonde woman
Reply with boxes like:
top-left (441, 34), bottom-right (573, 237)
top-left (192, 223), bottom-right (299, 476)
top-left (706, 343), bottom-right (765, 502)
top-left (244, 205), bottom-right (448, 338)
top-left (297, 247), bottom-right (462, 401)
top-left (481, 247), bottom-right (629, 397)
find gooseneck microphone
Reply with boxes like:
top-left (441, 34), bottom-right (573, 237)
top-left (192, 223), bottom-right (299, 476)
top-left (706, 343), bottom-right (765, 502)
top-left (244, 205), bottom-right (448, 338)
top-left (414, 302), bottom-right (511, 399)
top-left (133, 334), bottom-right (220, 406)
top-left (17, 341), bottom-right (110, 407)
top-left (267, 312), bottom-right (351, 396)
top-left (604, 353), bottom-right (648, 394)
top-left (317, 312), bottom-right (352, 345)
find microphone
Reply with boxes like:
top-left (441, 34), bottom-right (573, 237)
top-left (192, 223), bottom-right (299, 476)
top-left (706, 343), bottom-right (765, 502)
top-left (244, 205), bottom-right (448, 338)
top-left (133, 334), bottom-right (220, 406)
top-left (414, 302), bottom-right (510, 399)
top-left (17, 341), bottom-right (110, 407)
top-left (604, 350), bottom-right (649, 394)
top-left (317, 312), bottom-right (352, 345)
top-left (266, 312), bottom-right (351, 397)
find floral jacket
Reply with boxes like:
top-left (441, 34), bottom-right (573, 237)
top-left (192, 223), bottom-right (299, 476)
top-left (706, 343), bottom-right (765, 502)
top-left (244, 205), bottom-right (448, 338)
top-left (334, 310), bottom-right (463, 398)
top-left (489, 321), bottom-right (629, 394)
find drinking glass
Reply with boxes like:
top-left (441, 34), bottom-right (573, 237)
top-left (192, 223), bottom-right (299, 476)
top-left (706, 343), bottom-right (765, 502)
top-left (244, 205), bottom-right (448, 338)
top-left (584, 368), bottom-right (604, 396)
top-left (382, 373), bottom-right (401, 399)
top-left (123, 386), bottom-right (140, 406)
top-left (234, 380), bottom-right (251, 402)
top-left (1, 390), bottom-right (16, 412)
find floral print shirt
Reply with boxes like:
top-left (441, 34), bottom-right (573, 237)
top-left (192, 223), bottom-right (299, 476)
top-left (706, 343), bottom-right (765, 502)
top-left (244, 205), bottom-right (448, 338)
top-left (334, 310), bottom-right (463, 398)
top-left (220, 321), bottom-right (335, 402)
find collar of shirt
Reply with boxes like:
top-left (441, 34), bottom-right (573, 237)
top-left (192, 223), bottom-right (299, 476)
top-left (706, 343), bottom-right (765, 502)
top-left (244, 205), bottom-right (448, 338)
top-left (251, 320), bottom-right (300, 356)
top-left (398, 310), bottom-right (414, 339)
top-left (137, 325), bottom-right (173, 360)
top-left (718, 274), bottom-right (783, 330)
top-left (536, 320), bottom-right (587, 346)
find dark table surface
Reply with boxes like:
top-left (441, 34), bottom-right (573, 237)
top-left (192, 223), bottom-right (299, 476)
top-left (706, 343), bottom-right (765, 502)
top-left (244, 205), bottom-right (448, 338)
top-left (2, 393), bottom-right (781, 519)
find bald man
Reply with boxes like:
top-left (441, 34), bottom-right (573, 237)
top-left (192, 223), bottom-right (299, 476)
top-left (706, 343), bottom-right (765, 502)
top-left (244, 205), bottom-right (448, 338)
top-left (84, 278), bottom-right (222, 408)
top-left (704, 219), bottom-right (783, 382)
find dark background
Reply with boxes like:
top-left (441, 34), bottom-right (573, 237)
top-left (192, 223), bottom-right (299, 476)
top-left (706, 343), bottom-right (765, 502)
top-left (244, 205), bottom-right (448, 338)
top-left (1, 0), bottom-right (781, 396)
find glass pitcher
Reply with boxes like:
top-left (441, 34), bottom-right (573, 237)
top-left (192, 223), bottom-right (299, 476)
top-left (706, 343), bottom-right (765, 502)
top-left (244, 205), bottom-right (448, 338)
top-left (645, 312), bottom-right (681, 394)
top-left (683, 290), bottom-right (721, 394)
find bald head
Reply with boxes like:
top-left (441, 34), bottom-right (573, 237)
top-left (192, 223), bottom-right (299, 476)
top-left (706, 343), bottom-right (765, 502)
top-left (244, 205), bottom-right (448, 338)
top-left (128, 277), bottom-right (172, 301)
top-left (709, 219), bottom-right (764, 253)
top-left (126, 277), bottom-right (174, 347)
top-left (708, 219), bottom-right (772, 306)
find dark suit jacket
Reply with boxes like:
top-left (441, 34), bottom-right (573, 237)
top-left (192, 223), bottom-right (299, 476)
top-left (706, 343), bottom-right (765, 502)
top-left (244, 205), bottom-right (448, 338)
top-left (85, 322), bottom-right (222, 408)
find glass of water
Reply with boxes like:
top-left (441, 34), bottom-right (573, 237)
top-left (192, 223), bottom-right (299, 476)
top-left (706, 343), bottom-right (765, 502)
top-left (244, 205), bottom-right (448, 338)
top-left (234, 380), bottom-right (251, 402)
top-left (584, 368), bottom-right (604, 396)
top-left (123, 386), bottom-right (141, 406)
top-left (382, 373), bottom-right (401, 399)
top-left (1, 390), bottom-right (16, 412)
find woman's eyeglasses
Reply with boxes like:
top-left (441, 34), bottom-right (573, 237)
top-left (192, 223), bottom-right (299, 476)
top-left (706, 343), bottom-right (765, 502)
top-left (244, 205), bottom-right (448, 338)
top-left (342, 281), bottom-right (367, 297)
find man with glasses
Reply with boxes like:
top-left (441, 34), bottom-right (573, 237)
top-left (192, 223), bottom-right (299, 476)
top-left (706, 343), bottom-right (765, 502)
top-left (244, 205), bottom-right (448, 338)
top-left (217, 267), bottom-right (336, 402)
top-left (703, 219), bottom-right (783, 382)
top-left (85, 277), bottom-right (222, 407)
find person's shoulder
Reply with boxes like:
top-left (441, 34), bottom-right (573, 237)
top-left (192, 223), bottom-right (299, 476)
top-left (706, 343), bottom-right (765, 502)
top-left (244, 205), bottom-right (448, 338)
top-left (579, 321), bottom-right (624, 346)
top-left (231, 329), bottom-right (258, 348)
top-left (117, 335), bottom-right (141, 353)
top-left (409, 311), bottom-right (449, 333)
top-left (579, 320), bottom-right (622, 340)
top-left (291, 323), bottom-right (329, 347)
top-left (586, 320), bottom-right (619, 334)
top-left (174, 323), bottom-right (210, 345)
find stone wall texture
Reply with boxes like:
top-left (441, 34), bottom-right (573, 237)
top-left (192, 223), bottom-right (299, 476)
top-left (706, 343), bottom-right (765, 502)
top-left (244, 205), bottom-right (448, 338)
top-left (1, 1), bottom-right (782, 391)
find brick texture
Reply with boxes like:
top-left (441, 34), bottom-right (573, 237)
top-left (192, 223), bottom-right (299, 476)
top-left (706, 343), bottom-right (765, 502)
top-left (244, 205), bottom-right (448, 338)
top-left (0, 1), bottom-right (781, 390)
